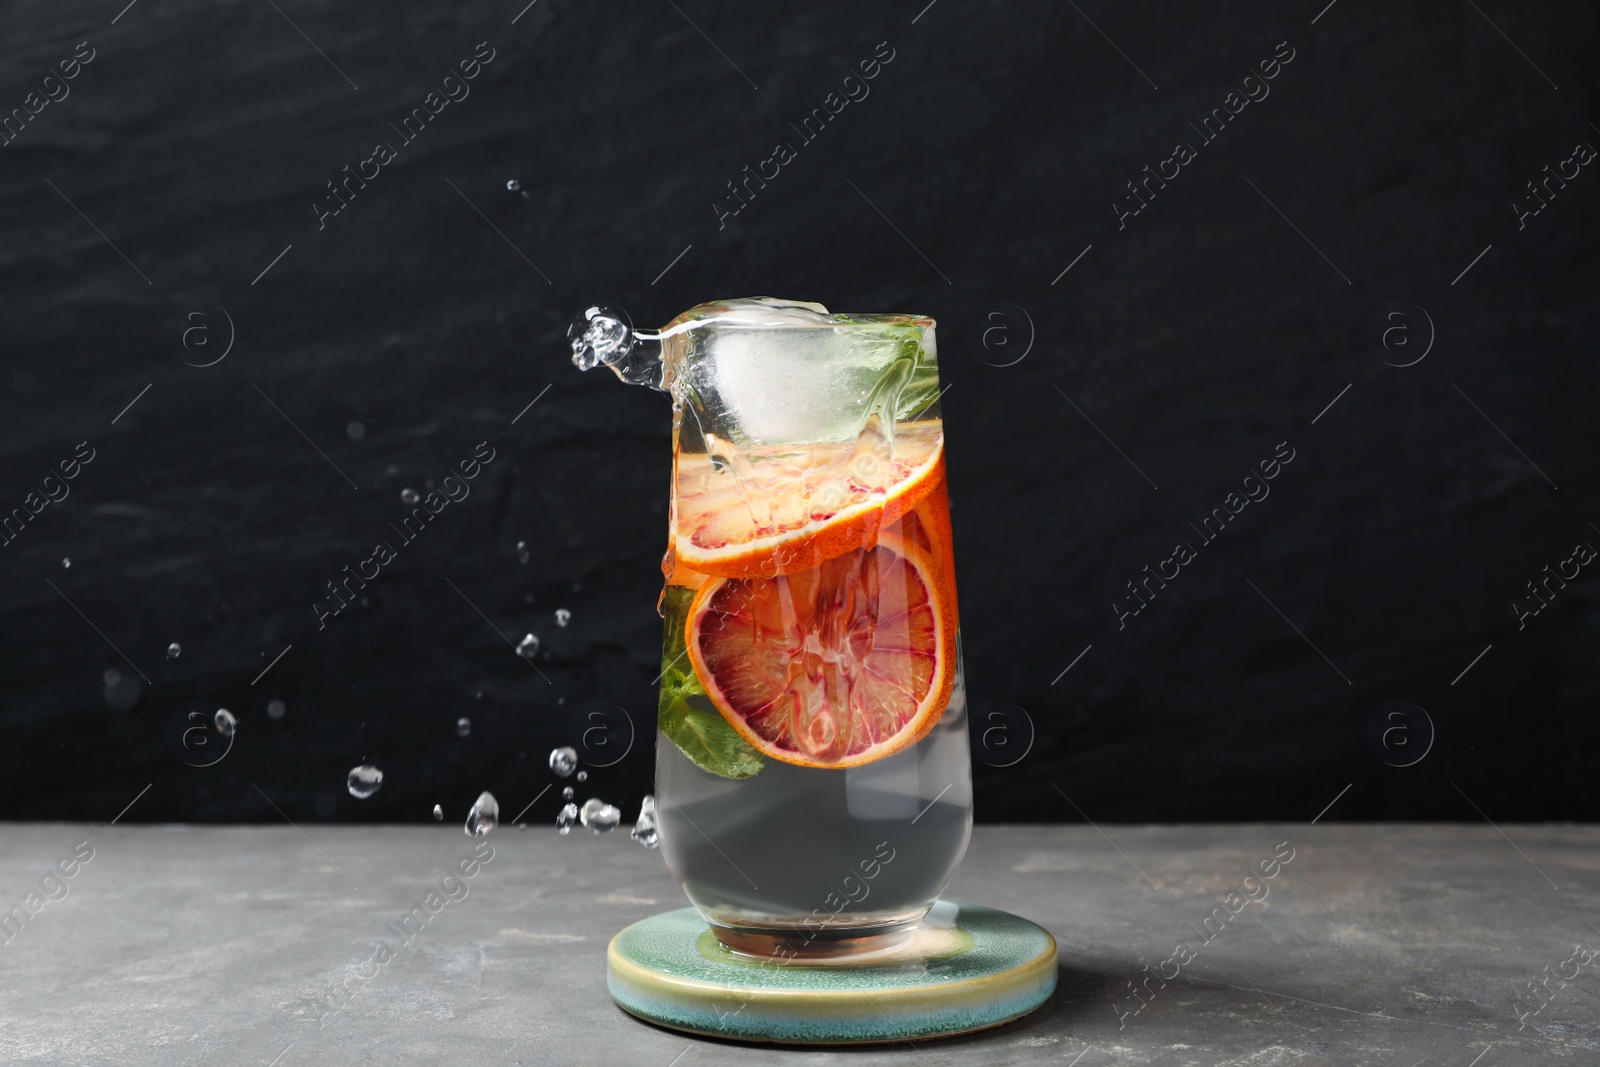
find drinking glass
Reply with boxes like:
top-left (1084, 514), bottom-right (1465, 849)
top-left (573, 298), bottom-right (972, 959)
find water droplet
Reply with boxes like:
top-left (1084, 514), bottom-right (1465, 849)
top-left (631, 796), bottom-right (659, 849)
top-left (580, 798), bottom-right (621, 833)
top-left (267, 699), bottom-right (286, 720)
top-left (556, 802), bottom-right (577, 835)
top-left (576, 770), bottom-right (588, 783)
top-left (347, 420), bottom-right (365, 441)
top-left (517, 633), bottom-right (539, 658)
top-left (433, 804), bottom-right (443, 821)
top-left (561, 786), bottom-right (574, 800)
top-left (548, 746), bottom-right (577, 777)
top-left (555, 608), bottom-right (571, 627)
top-left (516, 540), bottom-right (530, 564)
top-left (465, 791), bottom-right (499, 836)
top-left (347, 764), bottom-right (383, 798)
top-left (456, 716), bottom-right (471, 737)
top-left (506, 179), bottom-right (522, 193)
top-left (166, 642), bottom-right (181, 659)
top-left (214, 708), bottom-right (237, 737)
top-left (400, 487), bottom-right (420, 506)
top-left (61, 558), bottom-right (70, 568)
top-left (103, 669), bottom-right (120, 686)
top-left (518, 822), bottom-right (528, 831)
top-left (104, 671), bottom-right (139, 711)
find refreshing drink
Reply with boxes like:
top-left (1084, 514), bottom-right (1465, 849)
top-left (573, 298), bottom-right (972, 957)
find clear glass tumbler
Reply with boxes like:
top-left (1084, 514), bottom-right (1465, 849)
top-left (574, 297), bottom-right (972, 958)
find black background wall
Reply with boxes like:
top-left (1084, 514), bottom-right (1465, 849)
top-left (2, 0), bottom-right (1596, 826)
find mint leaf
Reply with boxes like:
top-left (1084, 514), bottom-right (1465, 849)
top-left (658, 667), bottom-right (764, 780)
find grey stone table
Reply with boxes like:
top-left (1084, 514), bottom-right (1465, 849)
top-left (2, 824), bottom-right (1596, 1066)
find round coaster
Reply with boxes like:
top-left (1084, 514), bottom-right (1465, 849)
top-left (607, 900), bottom-right (1057, 1044)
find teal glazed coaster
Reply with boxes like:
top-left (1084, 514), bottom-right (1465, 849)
top-left (607, 901), bottom-right (1057, 1044)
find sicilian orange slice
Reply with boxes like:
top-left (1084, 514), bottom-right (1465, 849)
top-left (674, 422), bottom-right (944, 579)
top-left (684, 532), bottom-right (955, 769)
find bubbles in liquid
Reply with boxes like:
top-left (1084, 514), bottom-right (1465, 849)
top-left (465, 791), bottom-right (499, 836)
top-left (549, 746), bottom-right (577, 777)
top-left (556, 802), bottom-right (578, 835)
top-left (576, 770), bottom-right (588, 783)
top-left (400, 487), bottom-right (420, 506)
top-left (506, 179), bottom-right (522, 193)
top-left (166, 642), bottom-right (181, 659)
top-left (517, 633), bottom-right (539, 658)
top-left (267, 699), bottom-right (286, 720)
top-left (516, 540), bottom-right (530, 564)
top-left (62, 558), bottom-right (70, 568)
top-left (456, 716), bottom-right (471, 737)
top-left (432, 804), bottom-right (444, 820)
top-left (580, 798), bottom-right (621, 833)
top-left (562, 786), bottom-right (574, 800)
top-left (347, 765), bottom-right (383, 798)
top-left (555, 608), bottom-right (571, 627)
top-left (214, 708), bottom-right (237, 737)
top-left (631, 796), bottom-right (659, 849)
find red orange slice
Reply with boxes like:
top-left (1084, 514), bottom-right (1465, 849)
top-left (674, 422), bottom-right (944, 580)
top-left (684, 532), bottom-right (955, 769)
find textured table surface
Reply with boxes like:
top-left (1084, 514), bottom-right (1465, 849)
top-left (1, 823), bottom-right (1595, 1066)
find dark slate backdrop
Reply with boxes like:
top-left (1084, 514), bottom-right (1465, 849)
top-left (2, 0), bottom-right (1597, 826)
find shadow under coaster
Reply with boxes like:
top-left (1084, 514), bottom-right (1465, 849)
top-left (606, 900), bottom-right (1057, 1045)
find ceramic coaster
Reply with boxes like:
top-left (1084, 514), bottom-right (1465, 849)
top-left (607, 900), bottom-right (1057, 1044)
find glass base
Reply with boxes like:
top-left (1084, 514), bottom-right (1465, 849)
top-left (709, 913), bottom-right (924, 960)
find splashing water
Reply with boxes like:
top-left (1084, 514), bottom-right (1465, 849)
top-left (516, 540), bottom-right (530, 564)
top-left (432, 804), bottom-right (443, 821)
top-left (631, 796), bottom-right (659, 849)
top-left (456, 716), bottom-right (471, 737)
top-left (555, 608), bottom-right (571, 627)
top-left (267, 699), bottom-right (286, 720)
top-left (465, 791), bottom-right (499, 837)
top-left (556, 802), bottom-right (578, 835)
top-left (517, 633), bottom-right (540, 658)
top-left (347, 765), bottom-right (383, 798)
top-left (214, 708), bottom-right (237, 737)
top-left (548, 746), bottom-right (577, 777)
top-left (166, 642), bottom-right (181, 659)
top-left (400, 488), bottom-right (420, 506)
top-left (580, 798), bottom-right (621, 833)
